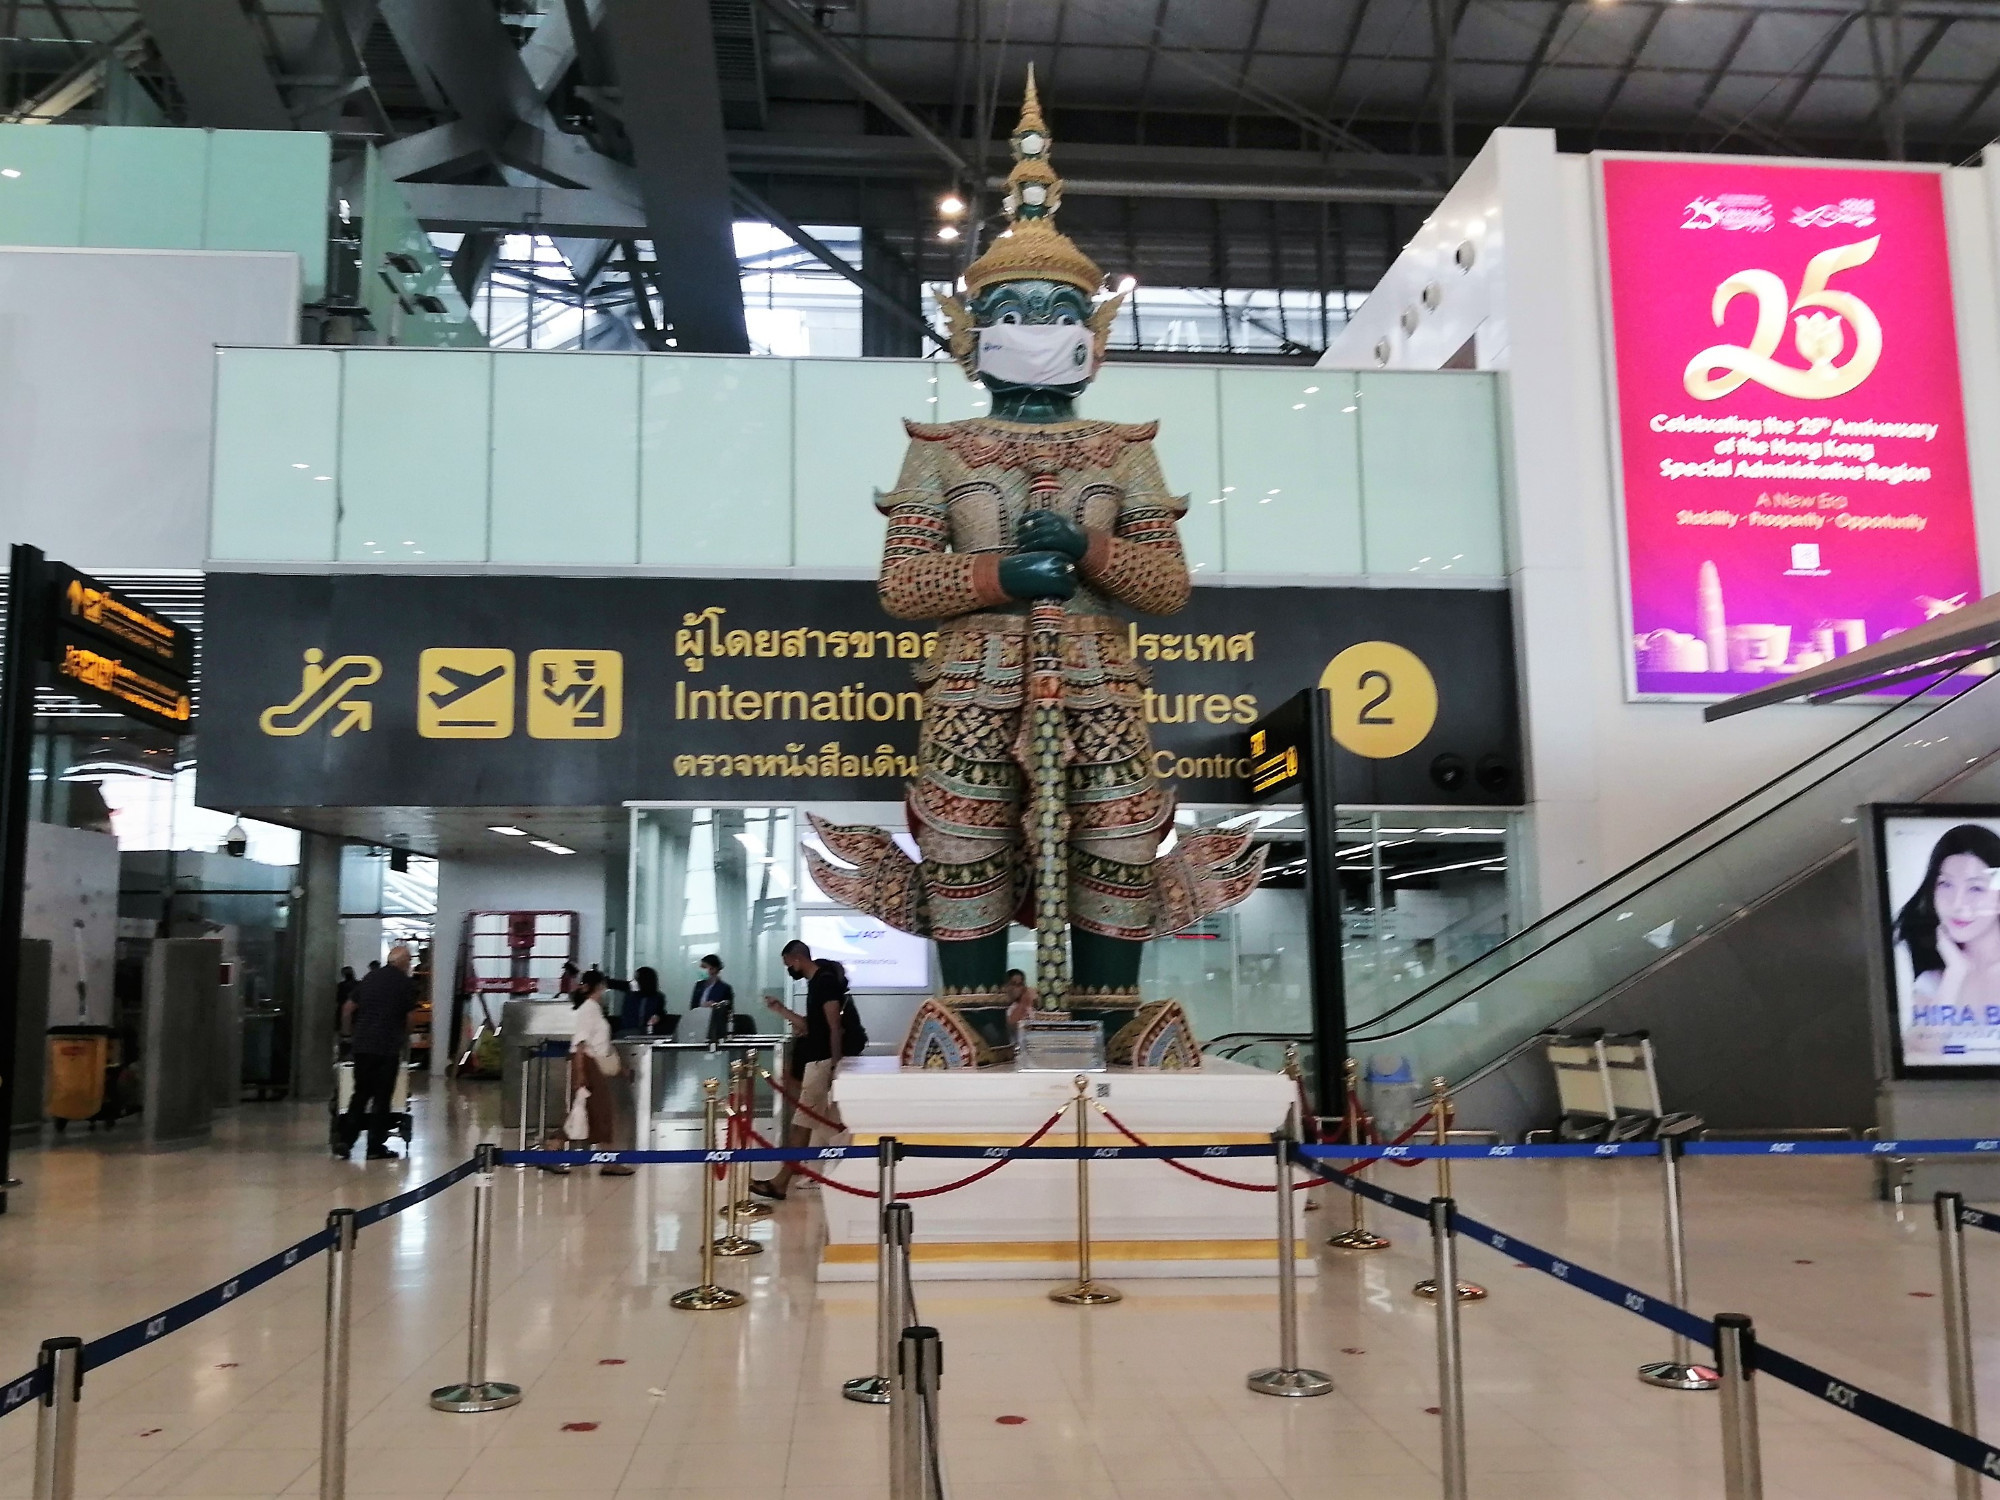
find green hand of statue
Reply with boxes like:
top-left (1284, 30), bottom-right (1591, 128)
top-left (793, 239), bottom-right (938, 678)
top-left (998, 550), bottom-right (1078, 601)
top-left (1016, 510), bottom-right (1088, 561)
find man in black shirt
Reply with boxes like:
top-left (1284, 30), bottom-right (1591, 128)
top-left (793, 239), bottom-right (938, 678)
top-left (336, 945), bottom-right (415, 1160)
top-left (752, 940), bottom-right (848, 1200)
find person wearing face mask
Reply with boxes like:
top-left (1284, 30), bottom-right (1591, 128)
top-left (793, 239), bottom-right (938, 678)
top-left (563, 968), bottom-right (635, 1176)
top-left (802, 68), bottom-right (1261, 1064)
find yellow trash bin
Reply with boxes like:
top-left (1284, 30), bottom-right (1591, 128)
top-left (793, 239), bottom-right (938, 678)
top-left (46, 1029), bottom-right (109, 1122)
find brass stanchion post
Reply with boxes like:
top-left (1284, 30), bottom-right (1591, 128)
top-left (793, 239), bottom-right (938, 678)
top-left (1327, 1056), bottom-right (1390, 1251)
top-left (1050, 1075), bottom-right (1120, 1305)
top-left (734, 1054), bottom-right (773, 1221)
top-left (1282, 1046), bottom-right (1320, 1213)
top-left (712, 1062), bottom-right (760, 1257)
top-left (1413, 1078), bottom-right (1485, 1302)
top-left (672, 1079), bottom-right (747, 1311)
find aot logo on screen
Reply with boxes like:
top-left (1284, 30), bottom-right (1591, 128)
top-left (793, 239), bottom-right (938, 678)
top-left (1600, 158), bottom-right (1980, 700)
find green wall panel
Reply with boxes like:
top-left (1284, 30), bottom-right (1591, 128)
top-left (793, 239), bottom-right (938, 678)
top-left (0, 125), bottom-right (88, 246)
top-left (204, 130), bottom-right (330, 300)
top-left (82, 127), bottom-right (207, 249)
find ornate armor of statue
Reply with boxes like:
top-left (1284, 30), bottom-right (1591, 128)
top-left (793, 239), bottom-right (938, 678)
top-left (808, 72), bottom-right (1262, 1067)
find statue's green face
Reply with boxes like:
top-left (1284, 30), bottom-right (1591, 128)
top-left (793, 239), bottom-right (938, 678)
top-left (970, 278), bottom-right (1091, 329)
top-left (968, 279), bottom-right (1095, 401)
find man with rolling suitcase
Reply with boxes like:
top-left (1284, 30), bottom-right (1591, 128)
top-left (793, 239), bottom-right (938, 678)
top-left (337, 945), bottom-right (416, 1159)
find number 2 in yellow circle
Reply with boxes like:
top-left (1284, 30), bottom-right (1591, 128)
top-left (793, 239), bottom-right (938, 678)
top-left (1320, 642), bottom-right (1438, 759)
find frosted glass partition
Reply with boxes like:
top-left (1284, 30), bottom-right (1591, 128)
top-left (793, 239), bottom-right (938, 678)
top-left (1219, 368), bottom-right (1362, 574)
top-left (490, 352), bottom-right (639, 564)
top-left (641, 357), bottom-right (793, 568)
top-left (1358, 372), bottom-right (1506, 578)
top-left (0, 124), bottom-right (328, 298)
top-left (338, 351), bottom-right (492, 564)
top-left (82, 127), bottom-right (206, 249)
top-left (209, 348), bottom-right (341, 562)
top-left (209, 348), bottom-right (1505, 582)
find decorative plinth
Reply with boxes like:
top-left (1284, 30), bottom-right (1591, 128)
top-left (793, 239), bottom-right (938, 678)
top-left (820, 1057), bottom-right (1311, 1282)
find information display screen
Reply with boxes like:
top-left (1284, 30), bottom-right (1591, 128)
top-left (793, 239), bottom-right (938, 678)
top-left (797, 911), bottom-right (931, 991)
top-left (1599, 157), bottom-right (1980, 700)
top-left (1874, 806), bottom-right (2000, 1077)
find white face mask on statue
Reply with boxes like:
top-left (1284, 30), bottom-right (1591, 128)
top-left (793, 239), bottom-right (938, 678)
top-left (975, 323), bottom-right (1094, 387)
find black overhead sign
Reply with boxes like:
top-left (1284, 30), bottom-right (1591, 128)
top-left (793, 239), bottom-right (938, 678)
top-left (39, 564), bottom-right (194, 734)
top-left (198, 574), bottom-right (1520, 810)
top-left (48, 565), bottom-right (193, 676)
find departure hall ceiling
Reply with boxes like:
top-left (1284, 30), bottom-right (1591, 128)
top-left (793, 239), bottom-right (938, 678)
top-left (4, 0), bottom-right (1999, 353)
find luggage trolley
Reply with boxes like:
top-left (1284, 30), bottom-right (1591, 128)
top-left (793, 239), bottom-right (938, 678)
top-left (329, 1042), bottom-right (415, 1151)
top-left (1542, 1029), bottom-right (1700, 1142)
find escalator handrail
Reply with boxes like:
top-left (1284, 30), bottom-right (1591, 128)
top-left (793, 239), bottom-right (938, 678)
top-left (1347, 666), bottom-right (1991, 1042)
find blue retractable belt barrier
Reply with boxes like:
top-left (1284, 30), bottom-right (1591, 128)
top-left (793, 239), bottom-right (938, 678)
top-left (1684, 1138), bottom-right (2000, 1156)
top-left (0, 1156), bottom-right (484, 1413)
top-left (354, 1156), bottom-right (480, 1229)
top-left (1961, 1205), bottom-right (2000, 1236)
top-left (1304, 1148), bottom-right (2000, 1483)
top-left (0, 1365), bottom-right (48, 1422)
top-left (1754, 1343), bottom-right (2000, 1479)
top-left (82, 1226), bottom-right (340, 1372)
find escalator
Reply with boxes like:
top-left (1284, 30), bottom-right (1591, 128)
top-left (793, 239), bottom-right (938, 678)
top-left (1340, 666), bottom-right (2000, 1136)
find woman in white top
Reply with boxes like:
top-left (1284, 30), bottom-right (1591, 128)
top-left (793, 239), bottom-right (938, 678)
top-left (569, 969), bottom-right (635, 1176)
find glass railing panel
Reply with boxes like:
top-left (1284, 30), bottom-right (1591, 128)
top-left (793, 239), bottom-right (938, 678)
top-left (1353, 673), bottom-right (1999, 1083)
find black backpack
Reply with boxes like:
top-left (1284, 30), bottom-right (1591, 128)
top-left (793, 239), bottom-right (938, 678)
top-left (825, 963), bottom-right (869, 1053)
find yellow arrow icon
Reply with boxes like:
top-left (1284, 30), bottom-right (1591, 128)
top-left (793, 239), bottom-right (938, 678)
top-left (331, 700), bottom-right (372, 736)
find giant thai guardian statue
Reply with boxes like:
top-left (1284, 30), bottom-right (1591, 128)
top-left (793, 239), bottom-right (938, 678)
top-left (808, 71), bottom-right (1262, 1068)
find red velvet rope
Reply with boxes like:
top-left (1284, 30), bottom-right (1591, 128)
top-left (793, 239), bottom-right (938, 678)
top-left (760, 1067), bottom-right (846, 1132)
top-left (1093, 1106), bottom-right (1310, 1193)
top-left (899, 1109), bottom-right (1066, 1199)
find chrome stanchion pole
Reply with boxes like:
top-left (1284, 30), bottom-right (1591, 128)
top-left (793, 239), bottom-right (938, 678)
top-left (671, 1079), bottom-right (746, 1311)
top-left (1429, 1198), bottom-right (1468, 1500)
top-left (1249, 1110), bottom-right (1333, 1398)
top-left (1328, 1056), bottom-right (1390, 1251)
top-left (712, 1062), bottom-right (760, 1258)
top-left (431, 1144), bottom-right (522, 1413)
top-left (1414, 1079), bottom-right (1485, 1302)
top-left (319, 1208), bottom-right (358, 1500)
top-left (844, 1136), bottom-right (900, 1404)
top-left (885, 1203), bottom-right (916, 1498)
top-left (1050, 1075), bottom-right (1120, 1306)
top-left (1714, 1314), bottom-right (1763, 1500)
top-left (897, 1325), bottom-right (944, 1500)
top-left (31, 1337), bottom-right (81, 1500)
top-left (1640, 1136), bottom-right (1718, 1391)
top-left (514, 1047), bottom-right (530, 1166)
top-left (1937, 1191), bottom-right (1981, 1500)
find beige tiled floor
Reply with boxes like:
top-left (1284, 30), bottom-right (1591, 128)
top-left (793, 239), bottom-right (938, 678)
top-left (0, 1084), bottom-right (1989, 1497)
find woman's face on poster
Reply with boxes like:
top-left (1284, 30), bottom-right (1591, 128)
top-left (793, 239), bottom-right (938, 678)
top-left (1935, 852), bottom-right (2000, 944)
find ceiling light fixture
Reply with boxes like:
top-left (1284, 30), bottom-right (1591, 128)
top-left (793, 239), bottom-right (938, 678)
top-left (938, 194), bottom-right (966, 217)
top-left (530, 839), bottom-right (576, 855)
top-left (937, 225), bottom-right (960, 241)
top-left (487, 825), bottom-right (528, 836)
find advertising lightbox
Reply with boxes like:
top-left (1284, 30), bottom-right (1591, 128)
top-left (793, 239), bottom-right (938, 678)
top-left (1873, 805), bottom-right (2000, 1079)
top-left (1599, 157), bottom-right (1981, 700)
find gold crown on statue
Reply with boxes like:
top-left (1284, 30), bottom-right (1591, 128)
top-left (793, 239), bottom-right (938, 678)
top-left (961, 66), bottom-right (1103, 298)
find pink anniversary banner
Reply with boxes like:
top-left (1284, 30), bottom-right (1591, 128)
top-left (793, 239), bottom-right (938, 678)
top-left (1600, 157), bottom-right (1981, 699)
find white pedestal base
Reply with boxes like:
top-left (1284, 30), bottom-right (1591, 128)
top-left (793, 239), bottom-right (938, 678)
top-left (821, 1056), bottom-right (1313, 1282)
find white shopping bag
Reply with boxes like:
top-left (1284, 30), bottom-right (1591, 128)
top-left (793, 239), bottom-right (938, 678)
top-left (564, 1085), bottom-right (592, 1142)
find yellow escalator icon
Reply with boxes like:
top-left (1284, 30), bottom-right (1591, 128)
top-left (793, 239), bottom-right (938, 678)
top-left (259, 649), bottom-right (382, 737)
